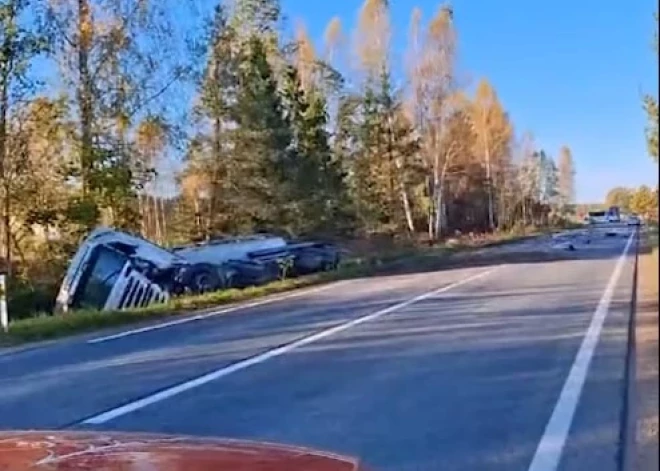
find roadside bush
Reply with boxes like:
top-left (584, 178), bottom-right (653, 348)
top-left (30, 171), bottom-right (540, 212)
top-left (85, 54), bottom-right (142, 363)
top-left (7, 279), bottom-right (58, 321)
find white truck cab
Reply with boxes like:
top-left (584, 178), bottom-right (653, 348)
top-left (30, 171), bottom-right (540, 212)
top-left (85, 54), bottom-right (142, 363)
top-left (55, 228), bottom-right (181, 313)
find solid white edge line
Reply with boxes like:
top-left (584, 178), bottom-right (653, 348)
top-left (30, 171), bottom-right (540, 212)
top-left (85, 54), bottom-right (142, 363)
top-left (81, 266), bottom-right (501, 425)
top-left (87, 280), bottom-right (349, 344)
top-left (526, 232), bottom-right (635, 471)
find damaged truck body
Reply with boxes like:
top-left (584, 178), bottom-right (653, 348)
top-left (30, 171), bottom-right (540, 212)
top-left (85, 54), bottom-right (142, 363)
top-left (55, 228), bottom-right (340, 314)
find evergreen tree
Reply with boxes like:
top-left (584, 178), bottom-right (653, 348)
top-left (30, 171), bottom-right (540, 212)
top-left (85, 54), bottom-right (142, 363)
top-left (281, 66), bottom-right (349, 234)
top-left (197, 4), bottom-right (240, 235)
top-left (232, 36), bottom-right (292, 231)
top-left (375, 67), bottom-right (419, 232)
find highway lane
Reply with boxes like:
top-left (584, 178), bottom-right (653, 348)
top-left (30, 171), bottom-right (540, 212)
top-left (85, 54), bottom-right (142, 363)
top-left (0, 261), bottom-right (493, 429)
top-left (0, 231), bottom-right (637, 470)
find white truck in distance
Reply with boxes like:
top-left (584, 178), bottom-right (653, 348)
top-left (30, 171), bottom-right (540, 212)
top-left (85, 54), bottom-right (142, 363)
top-left (55, 228), bottom-right (340, 314)
top-left (586, 206), bottom-right (620, 224)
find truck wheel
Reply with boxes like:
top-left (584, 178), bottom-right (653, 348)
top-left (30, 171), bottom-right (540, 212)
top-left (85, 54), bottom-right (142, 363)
top-left (326, 255), bottom-right (340, 271)
top-left (185, 263), bottom-right (222, 294)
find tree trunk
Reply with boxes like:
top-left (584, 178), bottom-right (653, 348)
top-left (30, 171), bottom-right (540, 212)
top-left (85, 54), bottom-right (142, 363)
top-left (434, 189), bottom-right (443, 237)
top-left (393, 156), bottom-right (415, 233)
top-left (433, 143), bottom-right (456, 238)
top-left (158, 197), bottom-right (167, 243)
top-left (401, 188), bottom-right (415, 233)
top-left (485, 147), bottom-right (495, 231)
top-left (193, 197), bottom-right (202, 238)
top-left (435, 157), bottom-right (452, 238)
top-left (144, 194), bottom-right (153, 239)
top-left (431, 154), bottom-right (441, 240)
top-left (206, 115), bottom-right (222, 240)
top-left (152, 195), bottom-right (162, 244)
top-left (78, 0), bottom-right (94, 195)
top-left (427, 208), bottom-right (434, 241)
top-left (427, 174), bottom-right (435, 241)
top-left (2, 185), bottom-right (9, 276)
top-left (138, 194), bottom-right (146, 237)
top-left (0, 61), bottom-right (11, 275)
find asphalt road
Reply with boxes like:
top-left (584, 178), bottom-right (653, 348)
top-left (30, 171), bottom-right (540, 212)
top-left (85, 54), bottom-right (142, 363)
top-left (0, 230), bottom-right (639, 471)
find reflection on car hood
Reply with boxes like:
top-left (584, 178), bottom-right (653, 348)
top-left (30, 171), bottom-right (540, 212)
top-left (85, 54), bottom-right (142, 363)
top-left (0, 431), bottom-right (364, 470)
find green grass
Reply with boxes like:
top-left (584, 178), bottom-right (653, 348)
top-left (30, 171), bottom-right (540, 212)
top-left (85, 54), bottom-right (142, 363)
top-left (0, 231), bottom-right (551, 347)
top-left (0, 276), bottom-right (334, 345)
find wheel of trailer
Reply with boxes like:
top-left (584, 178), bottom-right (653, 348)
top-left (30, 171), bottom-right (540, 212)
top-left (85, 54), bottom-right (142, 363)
top-left (186, 263), bottom-right (222, 294)
top-left (326, 254), bottom-right (340, 271)
top-left (324, 258), bottom-right (339, 271)
top-left (223, 271), bottom-right (235, 290)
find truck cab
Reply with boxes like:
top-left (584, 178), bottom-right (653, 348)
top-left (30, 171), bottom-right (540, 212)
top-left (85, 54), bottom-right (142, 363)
top-left (606, 206), bottom-right (621, 223)
top-left (55, 228), bottom-right (181, 313)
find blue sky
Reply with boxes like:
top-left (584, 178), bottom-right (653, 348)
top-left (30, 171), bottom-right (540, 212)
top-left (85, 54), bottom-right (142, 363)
top-left (278, 0), bottom-right (659, 203)
top-left (34, 0), bottom-right (658, 202)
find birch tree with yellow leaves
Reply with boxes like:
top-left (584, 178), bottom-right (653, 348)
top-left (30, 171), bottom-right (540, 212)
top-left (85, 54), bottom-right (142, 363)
top-left (0, 0), bottom-right (49, 271)
top-left (45, 0), bottom-right (185, 229)
top-left (405, 4), bottom-right (459, 238)
top-left (643, 12), bottom-right (658, 162)
top-left (470, 78), bottom-right (513, 230)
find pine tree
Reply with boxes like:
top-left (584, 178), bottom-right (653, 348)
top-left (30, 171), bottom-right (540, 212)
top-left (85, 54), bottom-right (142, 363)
top-left (280, 65), bottom-right (349, 235)
top-left (196, 4), bottom-right (240, 236)
top-left (230, 0), bottom-right (282, 65)
top-left (375, 67), bottom-right (419, 232)
top-left (232, 36), bottom-right (292, 231)
top-left (353, 85), bottom-right (385, 231)
top-left (231, 0), bottom-right (281, 36)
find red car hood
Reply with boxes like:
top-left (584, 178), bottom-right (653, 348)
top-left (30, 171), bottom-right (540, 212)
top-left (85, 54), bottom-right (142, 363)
top-left (0, 431), bottom-right (365, 470)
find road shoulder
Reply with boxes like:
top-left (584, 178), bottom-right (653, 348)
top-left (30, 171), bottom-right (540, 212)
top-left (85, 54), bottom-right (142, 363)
top-left (635, 237), bottom-right (658, 471)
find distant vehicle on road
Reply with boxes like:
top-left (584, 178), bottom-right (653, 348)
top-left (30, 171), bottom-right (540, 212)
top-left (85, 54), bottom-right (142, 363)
top-left (627, 214), bottom-right (642, 226)
top-left (606, 206), bottom-right (621, 222)
top-left (0, 431), bottom-right (367, 470)
top-left (587, 210), bottom-right (608, 224)
top-left (587, 206), bottom-right (621, 224)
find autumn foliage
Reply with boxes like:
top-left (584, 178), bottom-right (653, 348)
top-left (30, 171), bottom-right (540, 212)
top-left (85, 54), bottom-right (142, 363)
top-left (0, 0), bottom-right (582, 313)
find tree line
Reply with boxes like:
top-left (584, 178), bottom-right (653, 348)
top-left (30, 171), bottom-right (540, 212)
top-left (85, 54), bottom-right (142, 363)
top-left (0, 0), bottom-right (578, 289)
top-left (605, 185), bottom-right (658, 221)
top-left (630, 10), bottom-right (659, 223)
top-left (643, 11), bottom-right (658, 164)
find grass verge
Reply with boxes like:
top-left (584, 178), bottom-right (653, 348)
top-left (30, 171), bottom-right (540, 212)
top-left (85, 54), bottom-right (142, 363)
top-left (0, 230), bottom-right (550, 347)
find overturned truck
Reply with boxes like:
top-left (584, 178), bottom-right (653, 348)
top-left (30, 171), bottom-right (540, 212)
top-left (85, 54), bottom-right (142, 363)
top-left (55, 228), bottom-right (340, 314)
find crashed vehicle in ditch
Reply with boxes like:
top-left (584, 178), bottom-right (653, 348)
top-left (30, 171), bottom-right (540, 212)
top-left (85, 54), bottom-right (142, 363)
top-left (55, 227), bottom-right (340, 313)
